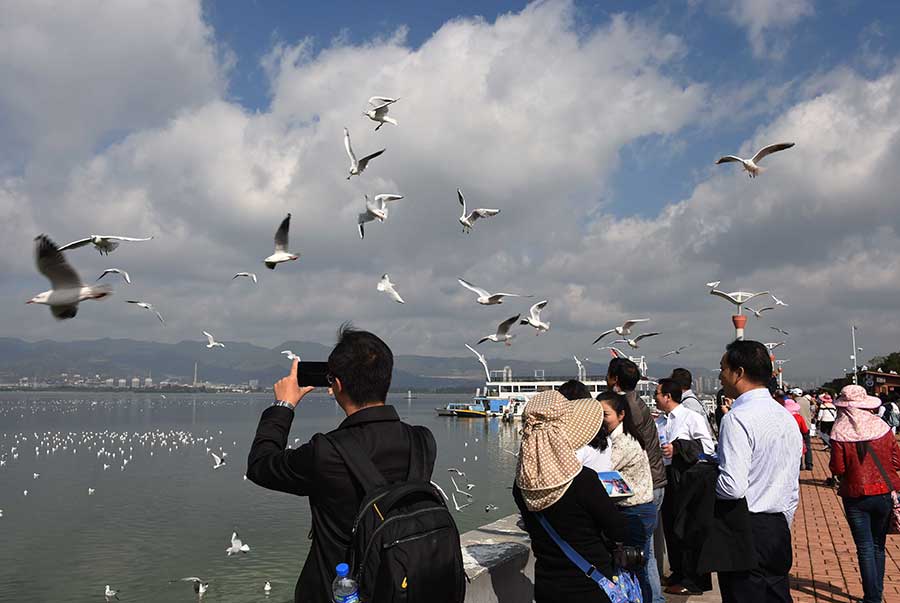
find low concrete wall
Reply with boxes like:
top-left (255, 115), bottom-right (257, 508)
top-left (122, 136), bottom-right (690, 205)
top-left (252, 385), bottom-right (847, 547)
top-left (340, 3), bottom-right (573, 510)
top-left (461, 514), bottom-right (534, 603)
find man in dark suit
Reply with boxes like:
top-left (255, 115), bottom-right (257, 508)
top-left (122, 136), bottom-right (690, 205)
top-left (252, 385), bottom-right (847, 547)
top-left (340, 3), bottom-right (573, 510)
top-left (247, 325), bottom-right (437, 603)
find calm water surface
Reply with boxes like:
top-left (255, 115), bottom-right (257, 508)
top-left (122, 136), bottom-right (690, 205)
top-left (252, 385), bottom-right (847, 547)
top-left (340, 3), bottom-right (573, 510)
top-left (0, 392), bottom-right (521, 602)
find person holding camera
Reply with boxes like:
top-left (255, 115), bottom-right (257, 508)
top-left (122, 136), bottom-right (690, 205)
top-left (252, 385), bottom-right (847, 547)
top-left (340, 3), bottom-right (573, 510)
top-left (246, 325), bottom-right (461, 603)
top-left (513, 390), bottom-right (639, 603)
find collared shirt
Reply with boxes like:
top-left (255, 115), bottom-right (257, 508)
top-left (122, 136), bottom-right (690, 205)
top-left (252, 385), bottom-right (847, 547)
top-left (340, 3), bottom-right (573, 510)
top-left (680, 389), bottom-right (707, 418)
top-left (665, 403), bottom-right (716, 456)
top-left (716, 388), bottom-right (802, 523)
top-left (576, 444), bottom-right (613, 473)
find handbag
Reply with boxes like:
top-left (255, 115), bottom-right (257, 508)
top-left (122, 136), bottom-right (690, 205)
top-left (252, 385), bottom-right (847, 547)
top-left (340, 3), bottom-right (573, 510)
top-left (862, 441), bottom-right (900, 535)
top-left (535, 513), bottom-right (643, 603)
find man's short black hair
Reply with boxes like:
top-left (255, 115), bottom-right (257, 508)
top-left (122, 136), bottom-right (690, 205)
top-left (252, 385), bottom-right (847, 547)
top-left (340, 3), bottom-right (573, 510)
top-left (670, 368), bottom-right (692, 391)
top-left (724, 340), bottom-right (773, 386)
top-left (608, 357), bottom-right (640, 392)
top-left (657, 378), bottom-right (682, 404)
top-left (558, 379), bottom-right (592, 401)
top-left (327, 322), bottom-right (393, 404)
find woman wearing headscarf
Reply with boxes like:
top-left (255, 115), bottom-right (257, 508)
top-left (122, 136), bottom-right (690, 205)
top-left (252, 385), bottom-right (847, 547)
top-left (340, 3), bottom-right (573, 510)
top-left (829, 385), bottom-right (900, 603)
top-left (817, 392), bottom-right (837, 448)
top-left (779, 393), bottom-right (809, 470)
top-left (512, 390), bottom-right (628, 603)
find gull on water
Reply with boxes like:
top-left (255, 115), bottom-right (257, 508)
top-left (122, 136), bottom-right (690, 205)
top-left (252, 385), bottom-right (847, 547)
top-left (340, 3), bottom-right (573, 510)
top-left (281, 350), bottom-right (301, 361)
top-left (203, 331), bottom-right (225, 349)
top-left (264, 213), bottom-right (300, 269)
top-left (485, 504), bottom-right (499, 513)
top-left (662, 345), bottom-right (692, 358)
top-left (477, 315), bottom-right (521, 346)
top-left (520, 300), bottom-right (550, 333)
top-left (264, 581), bottom-right (272, 594)
top-left (211, 452), bottom-right (226, 469)
top-left (771, 294), bottom-right (789, 307)
top-left (232, 272), bottom-right (258, 284)
top-left (770, 326), bottom-right (790, 336)
top-left (105, 585), bottom-right (120, 600)
top-left (376, 274), bottom-right (405, 304)
top-left (28, 235), bottom-right (113, 320)
top-left (457, 278), bottom-right (529, 305)
top-left (97, 268), bottom-right (131, 284)
top-left (344, 127), bottom-right (385, 179)
top-left (59, 234), bottom-right (153, 255)
top-left (465, 344), bottom-right (491, 381)
top-left (457, 188), bottom-right (499, 233)
top-left (174, 578), bottom-right (210, 595)
top-left (126, 300), bottom-right (165, 324)
top-left (715, 142), bottom-right (795, 178)
top-left (358, 194), bottom-right (404, 239)
top-left (592, 319), bottom-right (650, 345)
top-left (612, 332), bottom-right (660, 349)
top-left (747, 305), bottom-right (775, 318)
top-left (226, 531), bottom-right (251, 555)
top-left (364, 96), bottom-right (399, 131)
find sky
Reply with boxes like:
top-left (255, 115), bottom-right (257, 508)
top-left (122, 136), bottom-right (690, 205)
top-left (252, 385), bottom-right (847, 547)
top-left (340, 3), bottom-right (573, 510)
top-left (3, 0), bottom-right (900, 382)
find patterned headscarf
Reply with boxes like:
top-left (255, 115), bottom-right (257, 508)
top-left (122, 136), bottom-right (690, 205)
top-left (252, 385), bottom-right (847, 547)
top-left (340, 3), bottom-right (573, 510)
top-left (830, 385), bottom-right (890, 443)
top-left (515, 390), bottom-right (605, 511)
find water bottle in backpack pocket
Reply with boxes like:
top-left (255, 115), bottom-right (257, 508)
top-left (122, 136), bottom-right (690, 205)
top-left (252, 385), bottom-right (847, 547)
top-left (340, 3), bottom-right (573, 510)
top-left (333, 563), bottom-right (360, 603)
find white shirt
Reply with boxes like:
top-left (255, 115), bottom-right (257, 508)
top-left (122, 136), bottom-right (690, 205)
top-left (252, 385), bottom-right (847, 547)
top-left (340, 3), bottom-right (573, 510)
top-left (716, 388), bottom-right (802, 523)
top-left (576, 444), bottom-right (613, 473)
top-left (665, 403), bottom-right (716, 456)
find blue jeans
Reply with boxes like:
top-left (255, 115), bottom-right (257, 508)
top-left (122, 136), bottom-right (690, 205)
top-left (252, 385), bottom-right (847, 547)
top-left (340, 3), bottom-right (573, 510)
top-left (648, 488), bottom-right (665, 603)
top-left (844, 494), bottom-right (892, 603)
top-left (619, 500), bottom-right (659, 603)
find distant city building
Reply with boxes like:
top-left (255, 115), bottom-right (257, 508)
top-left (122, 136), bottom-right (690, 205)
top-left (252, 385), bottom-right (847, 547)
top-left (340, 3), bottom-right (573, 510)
top-left (144, 377), bottom-right (154, 388)
top-left (131, 377), bottom-right (141, 388)
top-left (249, 379), bottom-right (259, 390)
top-left (105, 378), bottom-right (115, 387)
top-left (118, 378), bottom-right (127, 388)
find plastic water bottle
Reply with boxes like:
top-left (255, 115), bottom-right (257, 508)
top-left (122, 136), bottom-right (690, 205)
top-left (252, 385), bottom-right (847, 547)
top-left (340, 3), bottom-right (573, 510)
top-left (332, 563), bottom-right (360, 603)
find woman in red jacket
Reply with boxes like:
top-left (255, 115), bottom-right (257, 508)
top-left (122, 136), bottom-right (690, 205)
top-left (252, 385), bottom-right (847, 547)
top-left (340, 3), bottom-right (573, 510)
top-left (830, 385), bottom-right (900, 603)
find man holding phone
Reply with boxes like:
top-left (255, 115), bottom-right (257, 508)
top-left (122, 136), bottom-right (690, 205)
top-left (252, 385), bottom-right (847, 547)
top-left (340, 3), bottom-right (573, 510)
top-left (246, 324), bottom-right (437, 603)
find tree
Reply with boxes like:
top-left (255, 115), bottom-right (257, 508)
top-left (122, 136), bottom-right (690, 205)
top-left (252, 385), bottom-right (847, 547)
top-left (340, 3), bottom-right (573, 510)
top-left (868, 352), bottom-right (900, 374)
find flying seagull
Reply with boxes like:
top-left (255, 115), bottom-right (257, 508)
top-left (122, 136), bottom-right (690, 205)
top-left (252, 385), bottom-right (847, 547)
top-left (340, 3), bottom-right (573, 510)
top-left (376, 274), bottom-right (405, 304)
top-left (771, 294), bottom-right (789, 307)
top-left (232, 272), bottom-right (257, 284)
top-left (264, 213), bottom-right (300, 269)
top-left (764, 341), bottom-right (786, 351)
top-left (364, 96), bottom-right (399, 131)
top-left (226, 531), bottom-right (251, 555)
top-left (344, 127), bottom-right (385, 179)
top-left (211, 452), bottom-right (226, 469)
top-left (97, 268), bottom-right (131, 284)
top-left (203, 331), bottom-right (225, 349)
top-left (662, 345), bottom-right (692, 358)
top-left (770, 326), bottom-right (790, 336)
top-left (612, 332), bottom-right (660, 349)
top-left (599, 346), bottom-right (628, 359)
top-left (747, 305), bottom-right (775, 319)
top-left (58, 234), bottom-right (153, 255)
top-left (457, 278), bottom-right (529, 305)
top-left (357, 194), bottom-right (404, 239)
top-left (477, 315), bottom-right (521, 346)
top-left (705, 281), bottom-right (721, 290)
top-left (28, 235), bottom-right (113, 320)
top-left (715, 142), bottom-right (795, 178)
top-left (457, 188), bottom-right (500, 233)
top-left (520, 300), bottom-right (550, 334)
top-left (592, 319), bottom-right (650, 345)
top-left (465, 344), bottom-right (491, 381)
top-left (281, 350), bottom-right (300, 361)
top-left (126, 300), bottom-right (164, 324)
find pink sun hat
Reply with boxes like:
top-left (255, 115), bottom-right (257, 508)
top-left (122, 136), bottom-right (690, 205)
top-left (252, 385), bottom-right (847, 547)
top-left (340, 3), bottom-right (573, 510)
top-left (834, 385), bottom-right (881, 409)
top-left (783, 399), bottom-right (801, 413)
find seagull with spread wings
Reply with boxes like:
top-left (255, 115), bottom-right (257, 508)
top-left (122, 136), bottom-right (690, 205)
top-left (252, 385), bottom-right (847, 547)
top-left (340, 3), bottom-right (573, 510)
top-left (126, 300), bottom-right (164, 324)
top-left (58, 234), bottom-right (153, 255)
top-left (376, 274), bottom-right (405, 304)
top-left (715, 142), bottom-right (795, 178)
top-left (203, 331), bottom-right (225, 349)
top-left (520, 300), bottom-right (550, 334)
top-left (764, 341), bottom-right (786, 351)
top-left (465, 344), bottom-right (491, 381)
top-left (357, 194), bottom-right (404, 239)
top-left (477, 315), bottom-right (521, 346)
top-left (97, 268), bottom-right (131, 284)
top-left (457, 188), bottom-right (500, 233)
top-left (28, 235), bottom-right (113, 320)
top-left (363, 96), bottom-right (399, 130)
top-left (592, 319), bottom-right (650, 344)
top-left (662, 344), bottom-right (692, 358)
top-left (771, 294), bottom-right (790, 307)
top-left (263, 213), bottom-right (299, 269)
top-left (457, 278), bottom-right (530, 305)
top-left (232, 272), bottom-right (257, 284)
top-left (746, 305), bottom-right (775, 319)
top-left (612, 332), bottom-right (660, 349)
top-left (344, 127), bottom-right (385, 179)
top-left (770, 326), bottom-right (791, 336)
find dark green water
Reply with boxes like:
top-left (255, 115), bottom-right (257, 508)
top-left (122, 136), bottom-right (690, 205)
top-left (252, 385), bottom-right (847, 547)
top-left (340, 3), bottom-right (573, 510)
top-left (0, 392), bottom-right (520, 602)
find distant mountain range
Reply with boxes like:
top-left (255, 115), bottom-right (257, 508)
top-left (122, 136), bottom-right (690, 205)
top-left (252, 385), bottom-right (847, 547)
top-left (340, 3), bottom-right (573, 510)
top-left (0, 337), bottom-right (717, 392)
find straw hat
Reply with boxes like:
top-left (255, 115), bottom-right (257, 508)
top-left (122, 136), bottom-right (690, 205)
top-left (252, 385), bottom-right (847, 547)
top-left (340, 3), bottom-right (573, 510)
top-left (515, 390), bottom-right (605, 512)
top-left (835, 384), bottom-right (881, 409)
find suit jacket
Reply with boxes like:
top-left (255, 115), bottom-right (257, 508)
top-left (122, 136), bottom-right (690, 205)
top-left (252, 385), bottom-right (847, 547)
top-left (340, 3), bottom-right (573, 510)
top-left (247, 404), bottom-right (437, 603)
top-left (625, 390), bottom-right (667, 489)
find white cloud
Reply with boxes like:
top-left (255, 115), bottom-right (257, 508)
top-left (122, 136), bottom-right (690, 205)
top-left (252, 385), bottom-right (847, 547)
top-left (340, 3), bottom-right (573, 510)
top-left (711, 0), bottom-right (814, 59)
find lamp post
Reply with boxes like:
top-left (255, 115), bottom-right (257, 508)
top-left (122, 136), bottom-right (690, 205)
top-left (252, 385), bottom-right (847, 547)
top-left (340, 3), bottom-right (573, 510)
top-left (850, 324), bottom-right (859, 385)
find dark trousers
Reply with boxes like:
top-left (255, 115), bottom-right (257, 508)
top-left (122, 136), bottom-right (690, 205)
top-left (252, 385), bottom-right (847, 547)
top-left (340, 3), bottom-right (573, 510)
top-left (802, 432), bottom-right (813, 469)
top-left (719, 512), bottom-right (793, 603)
top-left (661, 469), bottom-right (711, 592)
top-left (844, 494), bottom-right (892, 603)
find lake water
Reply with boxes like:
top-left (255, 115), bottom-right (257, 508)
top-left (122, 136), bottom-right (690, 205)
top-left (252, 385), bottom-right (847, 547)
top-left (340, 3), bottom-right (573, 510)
top-left (0, 392), bottom-right (521, 602)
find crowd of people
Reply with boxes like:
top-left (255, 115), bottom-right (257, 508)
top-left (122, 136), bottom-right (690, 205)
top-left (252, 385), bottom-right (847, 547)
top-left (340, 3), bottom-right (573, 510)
top-left (244, 328), bottom-right (900, 603)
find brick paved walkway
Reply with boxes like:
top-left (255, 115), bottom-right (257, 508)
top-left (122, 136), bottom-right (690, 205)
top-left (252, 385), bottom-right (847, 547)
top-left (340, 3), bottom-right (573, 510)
top-left (667, 442), bottom-right (900, 602)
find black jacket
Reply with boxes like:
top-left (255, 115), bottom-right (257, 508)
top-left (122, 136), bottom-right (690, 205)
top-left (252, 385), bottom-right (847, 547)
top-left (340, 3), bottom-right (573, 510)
top-left (247, 404), bottom-right (436, 603)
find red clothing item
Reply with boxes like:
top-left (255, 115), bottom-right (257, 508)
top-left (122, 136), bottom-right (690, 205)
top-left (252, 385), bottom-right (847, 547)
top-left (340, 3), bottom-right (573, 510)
top-left (830, 431), bottom-right (900, 498)
top-left (792, 414), bottom-right (809, 453)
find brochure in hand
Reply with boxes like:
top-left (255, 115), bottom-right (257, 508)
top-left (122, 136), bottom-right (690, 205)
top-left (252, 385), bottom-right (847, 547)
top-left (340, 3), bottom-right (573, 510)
top-left (597, 471), bottom-right (634, 499)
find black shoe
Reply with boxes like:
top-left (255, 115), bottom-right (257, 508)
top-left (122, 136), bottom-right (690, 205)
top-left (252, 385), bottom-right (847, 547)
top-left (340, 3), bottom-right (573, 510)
top-left (825, 477), bottom-right (836, 487)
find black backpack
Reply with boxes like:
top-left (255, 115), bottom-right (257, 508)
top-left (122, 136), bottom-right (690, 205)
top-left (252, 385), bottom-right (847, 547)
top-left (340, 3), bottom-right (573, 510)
top-left (327, 427), bottom-right (467, 603)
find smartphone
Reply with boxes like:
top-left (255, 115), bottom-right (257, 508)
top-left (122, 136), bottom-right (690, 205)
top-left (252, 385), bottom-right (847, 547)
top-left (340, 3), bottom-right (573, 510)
top-left (296, 361), bottom-right (330, 387)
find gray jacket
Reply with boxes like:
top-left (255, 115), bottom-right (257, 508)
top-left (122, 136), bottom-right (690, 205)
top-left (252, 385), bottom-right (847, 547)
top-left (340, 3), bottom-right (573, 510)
top-left (625, 390), bottom-right (667, 489)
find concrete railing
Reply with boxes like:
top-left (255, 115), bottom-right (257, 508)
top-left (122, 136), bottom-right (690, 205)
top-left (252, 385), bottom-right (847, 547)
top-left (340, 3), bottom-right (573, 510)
top-left (460, 514), bottom-right (534, 603)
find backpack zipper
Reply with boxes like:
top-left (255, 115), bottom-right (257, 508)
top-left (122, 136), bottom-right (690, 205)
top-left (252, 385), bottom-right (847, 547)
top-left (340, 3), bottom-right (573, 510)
top-left (356, 507), bottom-right (449, 586)
top-left (384, 526), bottom-right (448, 549)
